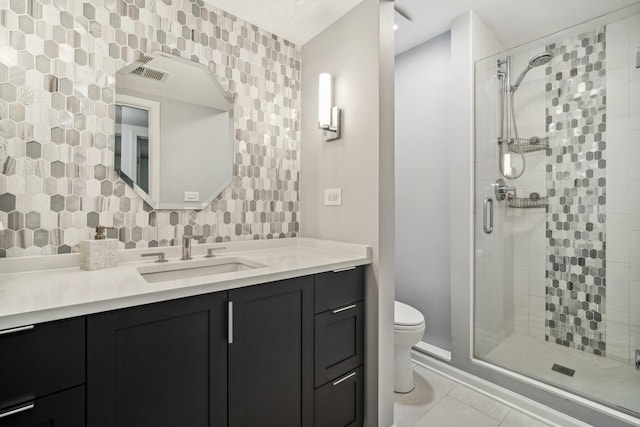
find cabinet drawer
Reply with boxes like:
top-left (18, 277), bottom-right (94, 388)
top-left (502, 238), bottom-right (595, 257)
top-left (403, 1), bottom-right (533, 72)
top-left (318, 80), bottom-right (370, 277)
top-left (0, 317), bottom-right (85, 410)
top-left (0, 385), bottom-right (85, 427)
top-left (314, 366), bottom-right (364, 427)
top-left (314, 266), bottom-right (364, 314)
top-left (315, 301), bottom-right (364, 387)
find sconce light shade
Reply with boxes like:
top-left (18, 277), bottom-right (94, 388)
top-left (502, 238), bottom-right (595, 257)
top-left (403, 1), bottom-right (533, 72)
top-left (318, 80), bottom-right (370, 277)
top-left (318, 73), bottom-right (332, 127)
top-left (318, 73), bottom-right (341, 141)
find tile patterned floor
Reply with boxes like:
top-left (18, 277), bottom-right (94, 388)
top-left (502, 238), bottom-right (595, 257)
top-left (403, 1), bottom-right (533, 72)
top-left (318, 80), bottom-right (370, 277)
top-left (394, 363), bottom-right (553, 427)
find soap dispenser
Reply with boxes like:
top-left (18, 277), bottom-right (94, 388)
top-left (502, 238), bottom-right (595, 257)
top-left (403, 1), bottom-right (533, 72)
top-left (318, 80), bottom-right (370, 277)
top-left (80, 226), bottom-right (118, 271)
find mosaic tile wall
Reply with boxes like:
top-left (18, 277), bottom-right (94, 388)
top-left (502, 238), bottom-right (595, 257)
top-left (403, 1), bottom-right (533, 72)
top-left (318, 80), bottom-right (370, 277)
top-left (544, 27), bottom-right (607, 356)
top-left (0, 0), bottom-right (301, 257)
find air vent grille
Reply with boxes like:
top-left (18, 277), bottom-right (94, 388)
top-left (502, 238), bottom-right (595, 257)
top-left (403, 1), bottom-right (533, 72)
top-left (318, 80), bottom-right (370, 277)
top-left (129, 66), bottom-right (168, 82)
top-left (131, 66), bottom-right (146, 76)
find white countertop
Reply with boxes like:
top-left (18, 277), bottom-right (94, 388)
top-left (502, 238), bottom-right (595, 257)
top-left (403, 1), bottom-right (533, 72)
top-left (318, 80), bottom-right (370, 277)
top-left (0, 238), bottom-right (371, 330)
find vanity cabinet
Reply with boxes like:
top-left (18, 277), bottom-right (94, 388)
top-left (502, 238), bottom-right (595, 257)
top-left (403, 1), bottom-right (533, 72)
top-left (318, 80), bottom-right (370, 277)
top-left (0, 317), bottom-right (85, 426)
top-left (228, 276), bottom-right (314, 427)
top-left (87, 292), bottom-right (228, 427)
top-left (3, 265), bottom-right (365, 427)
top-left (314, 267), bottom-right (365, 427)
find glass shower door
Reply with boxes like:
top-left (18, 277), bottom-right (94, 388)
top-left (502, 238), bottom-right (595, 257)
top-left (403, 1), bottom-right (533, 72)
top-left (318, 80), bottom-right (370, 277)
top-left (473, 4), bottom-right (640, 417)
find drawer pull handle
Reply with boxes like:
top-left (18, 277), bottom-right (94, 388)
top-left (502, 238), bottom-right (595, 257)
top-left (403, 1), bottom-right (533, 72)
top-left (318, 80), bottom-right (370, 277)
top-left (0, 403), bottom-right (35, 419)
top-left (0, 325), bottom-right (34, 336)
top-left (332, 371), bottom-right (357, 386)
top-left (228, 301), bottom-right (233, 344)
top-left (332, 304), bottom-right (356, 314)
top-left (333, 266), bottom-right (356, 273)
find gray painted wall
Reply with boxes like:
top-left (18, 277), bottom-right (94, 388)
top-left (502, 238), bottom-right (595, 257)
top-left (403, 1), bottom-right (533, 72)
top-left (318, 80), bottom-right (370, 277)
top-left (395, 32), bottom-right (452, 351)
top-left (300, 1), bottom-right (395, 425)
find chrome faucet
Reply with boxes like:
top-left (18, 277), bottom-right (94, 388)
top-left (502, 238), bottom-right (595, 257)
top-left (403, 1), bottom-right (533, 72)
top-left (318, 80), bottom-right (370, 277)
top-left (181, 235), bottom-right (202, 260)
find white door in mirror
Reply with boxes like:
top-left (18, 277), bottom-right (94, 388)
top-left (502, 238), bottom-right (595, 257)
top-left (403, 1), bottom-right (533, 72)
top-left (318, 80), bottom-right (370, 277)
top-left (184, 192), bottom-right (200, 202)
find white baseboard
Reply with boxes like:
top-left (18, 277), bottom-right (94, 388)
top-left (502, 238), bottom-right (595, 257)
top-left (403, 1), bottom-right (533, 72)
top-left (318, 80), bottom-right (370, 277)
top-left (411, 350), bottom-right (595, 427)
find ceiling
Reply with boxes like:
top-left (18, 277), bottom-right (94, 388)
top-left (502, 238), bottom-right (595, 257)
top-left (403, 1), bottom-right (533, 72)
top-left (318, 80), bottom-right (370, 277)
top-left (202, 0), bottom-right (640, 53)
top-left (394, 0), bottom-right (640, 54)
top-left (202, 0), bottom-right (363, 46)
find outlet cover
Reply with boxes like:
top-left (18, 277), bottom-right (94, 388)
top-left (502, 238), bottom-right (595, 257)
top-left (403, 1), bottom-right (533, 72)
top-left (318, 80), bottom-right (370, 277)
top-left (184, 191), bottom-right (200, 202)
top-left (324, 188), bottom-right (342, 206)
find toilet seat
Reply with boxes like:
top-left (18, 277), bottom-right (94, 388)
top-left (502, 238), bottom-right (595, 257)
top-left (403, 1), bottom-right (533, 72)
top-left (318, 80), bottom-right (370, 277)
top-left (394, 322), bottom-right (425, 332)
top-left (394, 301), bottom-right (425, 328)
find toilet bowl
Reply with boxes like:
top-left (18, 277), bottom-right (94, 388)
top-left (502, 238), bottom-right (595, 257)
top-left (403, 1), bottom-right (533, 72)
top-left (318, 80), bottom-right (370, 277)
top-left (394, 300), bottom-right (425, 393)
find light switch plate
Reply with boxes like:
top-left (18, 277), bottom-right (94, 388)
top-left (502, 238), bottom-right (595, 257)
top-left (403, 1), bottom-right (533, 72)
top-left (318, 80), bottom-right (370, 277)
top-left (184, 191), bottom-right (200, 202)
top-left (324, 188), bottom-right (342, 206)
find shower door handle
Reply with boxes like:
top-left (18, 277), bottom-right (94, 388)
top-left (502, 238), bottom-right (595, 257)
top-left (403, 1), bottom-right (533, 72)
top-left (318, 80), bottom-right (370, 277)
top-left (483, 197), bottom-right (494, 234)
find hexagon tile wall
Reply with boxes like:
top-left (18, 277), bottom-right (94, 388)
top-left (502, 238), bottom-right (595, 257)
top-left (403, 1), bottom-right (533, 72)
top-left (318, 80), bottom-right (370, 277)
top-left (0, 0), bottom-right (301, 257)
top-left (544, 27), bottom-right (607, 356)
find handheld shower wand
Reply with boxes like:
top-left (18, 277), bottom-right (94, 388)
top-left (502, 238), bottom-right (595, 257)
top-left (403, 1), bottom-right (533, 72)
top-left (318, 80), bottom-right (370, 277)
top-left (497, 51), bottom-right (553, 180)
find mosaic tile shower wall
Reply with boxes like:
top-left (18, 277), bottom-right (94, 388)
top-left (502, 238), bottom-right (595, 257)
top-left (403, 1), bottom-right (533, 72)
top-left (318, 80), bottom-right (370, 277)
top-left (0, 0), bottom-right (301, 257)
top-left (544, 27), bottom-right (607, 356)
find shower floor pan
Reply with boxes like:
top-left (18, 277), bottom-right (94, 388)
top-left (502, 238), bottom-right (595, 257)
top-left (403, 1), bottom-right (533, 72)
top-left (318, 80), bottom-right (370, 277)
top-left (483, 333), bottom-right (640, 416)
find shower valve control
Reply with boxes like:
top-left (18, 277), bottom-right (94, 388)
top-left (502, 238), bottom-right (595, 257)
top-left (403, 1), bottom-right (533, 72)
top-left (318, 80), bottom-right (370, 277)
top-left (493, 178), bottom-right (516, 201)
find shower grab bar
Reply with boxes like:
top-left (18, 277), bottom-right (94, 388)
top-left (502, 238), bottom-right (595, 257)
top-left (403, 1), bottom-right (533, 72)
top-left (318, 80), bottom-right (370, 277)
top-left (483, 198), bottom-right (494, 234)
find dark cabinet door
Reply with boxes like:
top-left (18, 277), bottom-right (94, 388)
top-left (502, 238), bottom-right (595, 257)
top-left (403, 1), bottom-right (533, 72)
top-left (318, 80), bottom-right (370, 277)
top-left (87, 292), bottom-right (228, 427)
top-left (228, 276), bottom-right (314, 427)
top-left (314, 301), bottom-right (364, 386)
top-left (314, 366), bottom-right (364, 427)
top-left (0, 386), bottom-right (85, 427)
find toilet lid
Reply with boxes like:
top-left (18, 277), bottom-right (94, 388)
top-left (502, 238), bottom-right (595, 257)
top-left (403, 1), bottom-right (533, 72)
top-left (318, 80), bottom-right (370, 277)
top-left (394, 301), bottom-right (425, 327)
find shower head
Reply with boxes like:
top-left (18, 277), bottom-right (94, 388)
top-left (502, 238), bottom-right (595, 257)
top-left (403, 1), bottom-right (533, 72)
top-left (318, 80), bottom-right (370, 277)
top-left (511, 52), bottom-right (553, 92)
top-left (529, 52), bottom-right (553, 67)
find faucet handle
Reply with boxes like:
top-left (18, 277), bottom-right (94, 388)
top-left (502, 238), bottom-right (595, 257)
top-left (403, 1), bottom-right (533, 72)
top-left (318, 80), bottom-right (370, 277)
top-left (205, 247), bottom-right (227, 258)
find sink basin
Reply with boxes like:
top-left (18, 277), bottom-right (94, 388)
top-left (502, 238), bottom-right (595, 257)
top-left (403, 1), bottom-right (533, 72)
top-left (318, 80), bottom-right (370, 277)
top-left (138, 257), bottom-right (267, 283)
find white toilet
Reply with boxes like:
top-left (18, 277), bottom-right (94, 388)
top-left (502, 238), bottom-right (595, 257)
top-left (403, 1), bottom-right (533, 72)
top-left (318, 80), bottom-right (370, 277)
top-left (394, 300), bottom-right (426, 393)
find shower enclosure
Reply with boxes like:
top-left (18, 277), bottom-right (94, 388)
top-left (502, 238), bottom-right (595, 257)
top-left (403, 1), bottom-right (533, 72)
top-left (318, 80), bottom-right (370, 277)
top-left (474, 4), bottom-right (640, 418)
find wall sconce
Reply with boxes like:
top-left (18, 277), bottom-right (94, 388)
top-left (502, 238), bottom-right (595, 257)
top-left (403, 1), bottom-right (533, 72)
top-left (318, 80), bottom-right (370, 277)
top-left (318, 73), bottom-right (341, 141)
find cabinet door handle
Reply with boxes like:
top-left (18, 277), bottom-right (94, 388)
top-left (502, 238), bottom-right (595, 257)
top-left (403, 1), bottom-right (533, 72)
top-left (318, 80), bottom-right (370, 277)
top-left (332, 371), bottom-right (357, 386)
top-left (0, 403), bottom-right (35, 419)
top-left (332, 304), bottom-right (356, 314)
top-left (0, 325), bottom-right (34, 336)
top-left (228, 301), bottom-right (233, 344)
top-left (333, 266), bottom-right (356, 273)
